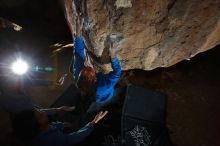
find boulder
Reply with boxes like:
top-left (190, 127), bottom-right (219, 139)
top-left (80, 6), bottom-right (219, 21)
top-left (63, 0), bottom-right (220, 70)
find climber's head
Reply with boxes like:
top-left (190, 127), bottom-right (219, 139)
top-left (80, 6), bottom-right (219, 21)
top-left (77, 67), bottom-right (96, 96)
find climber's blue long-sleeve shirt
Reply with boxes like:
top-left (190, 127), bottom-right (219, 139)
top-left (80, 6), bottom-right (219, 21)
top-left (95, 58), bottom-right (121, 104)
top-left (72, 36), bottom-right (121, 104)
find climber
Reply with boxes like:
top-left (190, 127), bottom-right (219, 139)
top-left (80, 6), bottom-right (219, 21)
top-left (69, 17), bottom-right (121, 113)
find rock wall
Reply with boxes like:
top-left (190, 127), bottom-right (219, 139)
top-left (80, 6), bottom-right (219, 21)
top-left (62, 0), bottom-right (220, 70)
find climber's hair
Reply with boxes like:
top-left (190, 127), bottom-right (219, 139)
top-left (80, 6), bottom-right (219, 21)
top-left (77, 67), bottom-right (96, 95)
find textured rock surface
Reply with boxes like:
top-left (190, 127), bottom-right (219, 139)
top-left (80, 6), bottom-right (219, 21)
top-left (63, 0), bottom-right (220, 70)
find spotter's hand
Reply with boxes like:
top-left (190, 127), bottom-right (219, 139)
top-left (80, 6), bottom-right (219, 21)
top-left (91, 111), bottom-right (108, 125)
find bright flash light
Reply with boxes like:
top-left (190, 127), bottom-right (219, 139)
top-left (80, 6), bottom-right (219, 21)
top-left (11, 59), bottom-right (29, 75)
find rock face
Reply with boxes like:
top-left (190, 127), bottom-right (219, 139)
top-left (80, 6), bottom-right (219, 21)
top-left (0, 17), bottom-right (22, 31)
top-left (63, 0), bottom-right (220, 70)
